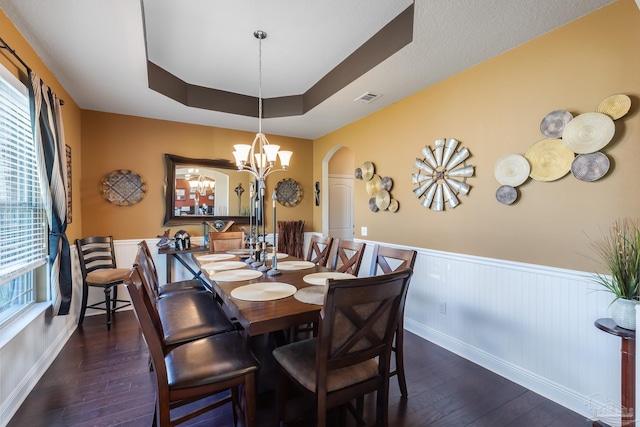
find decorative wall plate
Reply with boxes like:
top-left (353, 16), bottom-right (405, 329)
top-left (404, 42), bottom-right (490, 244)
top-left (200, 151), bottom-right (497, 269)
top-left (362, 162), bottom-right (375, 181)
top-left (524, 139), bottom-right (574, 181)
top-left (571, 152), bottom-right (610, 182)
top-left (101, 169), bottom-right (146, 206)
top-left (597, 94), bottom-right (631, 120)
top-left (357, 161), bottom-right (398, 213)
top-left (561, 112), bottom-right (614, 154)
top-left (540, 110), bottom-right (573, 139)
top-left (275, 178), bottom-right (302, 207)
top-left (412, 138), bottom-right (474, 211)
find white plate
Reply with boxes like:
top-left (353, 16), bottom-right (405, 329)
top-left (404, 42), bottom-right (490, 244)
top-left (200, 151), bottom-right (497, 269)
top-left (231, 282), bottom-right (297, 301)
top-left (209, 270), bottom-right (263, 282)
top-left (277, 261), bottom-right (316, 271)
top-left (303, 272), bottom-right (356, 286)
top-left (201, 261), bottom-right (247, 272)
top-left (195, 253), bottom-right (235, 261)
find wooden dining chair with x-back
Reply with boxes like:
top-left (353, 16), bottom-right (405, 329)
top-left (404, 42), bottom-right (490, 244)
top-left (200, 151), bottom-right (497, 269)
top-left (273, 268), bottom-right (414, 426)
top-left (370, 244), bottom-right (417, 398)
top-left (328, 239), bottom-right (366, 276)
top-left (305, 235), bottom-right (334, 266)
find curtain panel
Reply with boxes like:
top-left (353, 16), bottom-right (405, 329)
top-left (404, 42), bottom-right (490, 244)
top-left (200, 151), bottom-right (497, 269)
top-left (29, 72), bottom-right (71, 315)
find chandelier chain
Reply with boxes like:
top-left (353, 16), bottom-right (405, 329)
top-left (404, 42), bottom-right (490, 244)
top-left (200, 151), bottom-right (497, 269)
top-left (257, 32), bottom-right (263, 134)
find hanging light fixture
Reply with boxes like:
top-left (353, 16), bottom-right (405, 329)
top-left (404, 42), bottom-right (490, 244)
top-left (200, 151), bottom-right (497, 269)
top-left (232, 30), bottom-right (292, 181)
top-left (231, 30), bottom-right (292, 267)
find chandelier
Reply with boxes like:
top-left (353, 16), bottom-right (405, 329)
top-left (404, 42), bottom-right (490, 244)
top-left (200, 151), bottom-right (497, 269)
top-left (187, 172), bottom-right (215, 196)
top-left (232, 30), bottom-right (292, 181)
top-left (231, 30), bottom-right (292, 273)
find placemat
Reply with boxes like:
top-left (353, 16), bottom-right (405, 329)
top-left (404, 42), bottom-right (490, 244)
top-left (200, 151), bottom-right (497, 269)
top-left (262, 252), bottom-right (290, 260)
top-left (231, 282), bottom-right (297, 302)
top-left (195, 253), bottom-right (235, 262)
top-left (294, 287), bottom-right (325, 305)
top-left (277, 260), bottom-right (316, 271)
top-left (227, 249), bottom-right (252, 255)
top-left (303, 272), bottom-right (356, 286)
top-left (201, 261), bottom-right (247, 272)
top-left (208, 269), bottom-right (264, 282)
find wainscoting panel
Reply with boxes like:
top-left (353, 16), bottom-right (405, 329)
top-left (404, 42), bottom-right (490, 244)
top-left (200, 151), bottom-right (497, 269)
top-left (357, 239), bottom-right (623, 421)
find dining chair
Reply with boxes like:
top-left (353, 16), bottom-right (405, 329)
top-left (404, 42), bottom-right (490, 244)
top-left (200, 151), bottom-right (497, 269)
top-left (76, 236), bottom-right (131, 330)
top-left (132, 249), bottom-right (236, 353)
top-left (138, 240), bottom-right (206, 297)
top-left (328, 239), bottom-right (366, 275)
top-left (292, 235), bottom-right (334, 340)
top-left (369, 244), bottom-right (417, 398)
top-left (126, 271), bottom-right (259, 427)
top-left (305, 234), bottom-right (334, 266)
top-left (273, 268), bottom-right (413, 427)
top-left (209, 231), bottom-right (245, 253)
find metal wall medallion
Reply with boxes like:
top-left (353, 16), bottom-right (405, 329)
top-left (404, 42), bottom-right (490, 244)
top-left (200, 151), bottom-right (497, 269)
top-left (356, 161), bottom-right (399, 213)
top-left (412, 138), bottom-right (474, 211)
top-left (101, 169), bottom-right (147, 206)
top-left (275, 178), bottom-right (302, 207)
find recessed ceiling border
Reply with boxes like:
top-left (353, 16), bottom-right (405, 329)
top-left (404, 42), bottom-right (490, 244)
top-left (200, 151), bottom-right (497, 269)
top-left (143, 3), bottom-right (414, 119)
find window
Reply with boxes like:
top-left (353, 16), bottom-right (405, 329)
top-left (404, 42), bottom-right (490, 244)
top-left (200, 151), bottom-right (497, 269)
top-left (0, 64), bottom-right (47, 325)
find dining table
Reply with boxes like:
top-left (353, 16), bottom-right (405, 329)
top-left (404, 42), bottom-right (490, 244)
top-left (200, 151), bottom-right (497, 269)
top-left (193, 250), bottom-right (355, 338)
top-left (193, 249), bottom-right (359, 393)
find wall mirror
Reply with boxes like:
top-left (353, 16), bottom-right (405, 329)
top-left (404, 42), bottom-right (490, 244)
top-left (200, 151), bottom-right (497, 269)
top-left (163, 153), bottom-right (255, 226)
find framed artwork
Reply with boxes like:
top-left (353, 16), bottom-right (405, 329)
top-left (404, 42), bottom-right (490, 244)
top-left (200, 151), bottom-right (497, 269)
top-left (175, 188), bottom-right (186, 201)
top-left (66, 145), bottom-right (72, 223)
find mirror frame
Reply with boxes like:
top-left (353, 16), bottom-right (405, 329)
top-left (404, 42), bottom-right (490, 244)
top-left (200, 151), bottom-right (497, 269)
top-left (163, 153), bottom-right (253, 226)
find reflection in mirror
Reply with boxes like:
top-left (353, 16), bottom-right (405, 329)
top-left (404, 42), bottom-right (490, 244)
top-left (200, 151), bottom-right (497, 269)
top-left (163, 154), bottom-right (255, 226)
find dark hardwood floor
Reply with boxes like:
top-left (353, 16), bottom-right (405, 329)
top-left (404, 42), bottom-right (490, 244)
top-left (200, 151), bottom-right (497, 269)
top-left (8, 311), bottom-right (592, 427)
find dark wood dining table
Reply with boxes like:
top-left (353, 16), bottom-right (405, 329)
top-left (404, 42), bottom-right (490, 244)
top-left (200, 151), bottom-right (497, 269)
top-left (194, 252), bottom-right (332, 337)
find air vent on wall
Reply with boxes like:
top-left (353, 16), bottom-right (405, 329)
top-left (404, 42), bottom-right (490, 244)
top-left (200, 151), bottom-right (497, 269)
top-left (354, 92), bottom-right (382, 103)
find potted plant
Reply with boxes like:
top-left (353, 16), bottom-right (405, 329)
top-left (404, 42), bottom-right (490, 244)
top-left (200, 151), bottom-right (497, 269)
top-left (590, 218), bottom-right (640, 330)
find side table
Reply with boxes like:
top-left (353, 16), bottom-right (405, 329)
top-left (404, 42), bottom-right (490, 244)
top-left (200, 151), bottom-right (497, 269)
top-left (594, 318), bottom-right (635, 427)
top-left (158, 245), bottom-right (208, 283)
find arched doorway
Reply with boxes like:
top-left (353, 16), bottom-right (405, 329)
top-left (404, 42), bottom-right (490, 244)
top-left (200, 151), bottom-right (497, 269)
top-left (321, 146), bottom-right (354, 239)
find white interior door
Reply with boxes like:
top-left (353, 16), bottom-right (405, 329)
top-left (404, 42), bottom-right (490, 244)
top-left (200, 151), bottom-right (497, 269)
top-left (328, 175), bottom-right (354, 240)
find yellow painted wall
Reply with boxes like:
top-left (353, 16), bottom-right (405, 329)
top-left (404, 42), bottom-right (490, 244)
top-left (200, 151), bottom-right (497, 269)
top-left (328, 146), bottom-right (354, 175)
top-left (313, 0), bottom-right (640, 273)
top-left (0, 9), bottom-right (83, 243)
top-left (80, 111), bottom-right (313, 240)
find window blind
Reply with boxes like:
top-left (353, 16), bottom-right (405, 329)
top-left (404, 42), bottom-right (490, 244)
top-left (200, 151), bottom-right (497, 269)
top-left (0, 64), bottom-right (46, 322)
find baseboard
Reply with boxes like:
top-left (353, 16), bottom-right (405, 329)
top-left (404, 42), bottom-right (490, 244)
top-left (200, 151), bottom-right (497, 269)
top-left (405, 318), bottom-right (600, 422)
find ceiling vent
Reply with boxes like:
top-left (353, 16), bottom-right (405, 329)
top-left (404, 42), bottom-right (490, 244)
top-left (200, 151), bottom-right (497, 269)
top-left (354, 92), bottom-right (382, 104)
